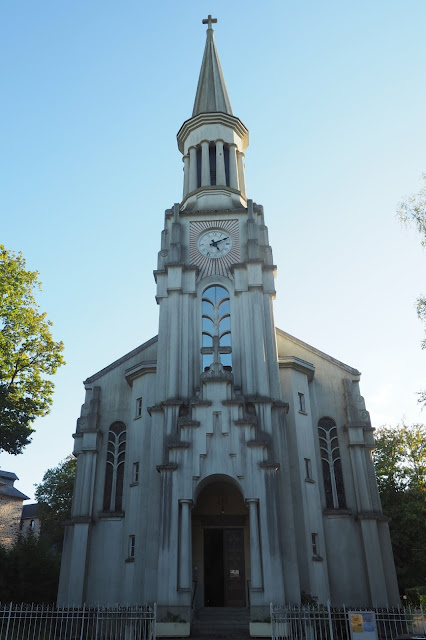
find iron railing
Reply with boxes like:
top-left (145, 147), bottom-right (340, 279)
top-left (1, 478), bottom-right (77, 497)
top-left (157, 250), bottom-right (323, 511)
top-left (271, 603), bottom-right (426, 640)
top-left (0, 603), bottom-right (156, 640)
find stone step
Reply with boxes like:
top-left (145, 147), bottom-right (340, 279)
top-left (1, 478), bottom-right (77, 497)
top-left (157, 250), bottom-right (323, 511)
top-left (191, 608), bottom-right (250, 638)
top-left (195, 607), bottom-right (249, 618)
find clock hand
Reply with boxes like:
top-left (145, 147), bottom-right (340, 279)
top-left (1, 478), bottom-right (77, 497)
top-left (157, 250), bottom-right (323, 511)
top-left (216, 237), bottom-right (229, 244)
top-left (209, 240), bottom-right (218, 248)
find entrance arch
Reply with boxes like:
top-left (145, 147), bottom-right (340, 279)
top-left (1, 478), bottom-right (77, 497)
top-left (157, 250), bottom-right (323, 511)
top-left (192, 476), bottom-right (249, 608)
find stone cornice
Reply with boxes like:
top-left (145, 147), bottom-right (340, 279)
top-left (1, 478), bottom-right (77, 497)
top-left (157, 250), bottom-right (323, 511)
top-left (156, 463), bottom-right (178, 473)
top-left (356, 511), bottom-right (391, 523)
top-left (125, 360), bottom-right (156, 386)
top-left (278, 356), bottom-right (315, 382)
top-left (177, 112), bottom-right (249, 153)
top-left (180, 185), bottom-right (246, 211)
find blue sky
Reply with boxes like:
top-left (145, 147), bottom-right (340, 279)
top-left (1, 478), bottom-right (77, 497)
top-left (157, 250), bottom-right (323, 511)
top-left (1, 0), bottom-right (425, 500)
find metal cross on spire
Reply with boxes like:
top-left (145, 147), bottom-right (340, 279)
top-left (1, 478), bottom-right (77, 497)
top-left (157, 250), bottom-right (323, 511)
top-left (202, 14), bottom-right (217, 30)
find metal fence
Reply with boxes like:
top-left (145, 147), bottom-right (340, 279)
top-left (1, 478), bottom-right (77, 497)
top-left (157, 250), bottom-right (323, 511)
top-left (0, 603), bottom-right (156, 640)
top-left (271, 603), bottom-right (426, 640)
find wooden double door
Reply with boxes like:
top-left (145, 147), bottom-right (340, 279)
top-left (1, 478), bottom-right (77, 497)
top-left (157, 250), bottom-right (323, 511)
top-left (204, 528), bottom-right (246, 607)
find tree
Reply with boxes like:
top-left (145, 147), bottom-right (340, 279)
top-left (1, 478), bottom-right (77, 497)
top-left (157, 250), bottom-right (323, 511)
top-left (0, 535), bottom-right (61, 603)
top-left (0, 245), bottom-right (65, 454)
top-left (35, 455), bottom-right (77, 548)
top-left (398, 175), bottom-right (426, 405)
top-left (374, 424), bottom-right (426, 593)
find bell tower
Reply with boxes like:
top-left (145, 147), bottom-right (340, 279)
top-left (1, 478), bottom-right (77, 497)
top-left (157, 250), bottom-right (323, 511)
top-left (178, 15), bottom-right (248, 213)
top-left (155, 15), bottom-right (283, 404)
top-left (153, 16), bottom-right (297, 620)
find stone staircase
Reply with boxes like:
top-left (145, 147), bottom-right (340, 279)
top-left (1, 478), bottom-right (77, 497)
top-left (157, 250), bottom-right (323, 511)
top-left (191, 607), bottom-right (251, 638)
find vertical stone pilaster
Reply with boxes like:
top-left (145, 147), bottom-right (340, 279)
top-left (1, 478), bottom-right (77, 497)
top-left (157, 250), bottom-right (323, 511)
top-left (229, 143), bottom-right (239, 190)
top-left (183, 155), bottom-right (190, 197)
top-left (178, 499), bottom-right (193, 591)
top-left (189, 146), bottom-right (197, 192)
top-left (246, 498), bottom-right (263, 590)
top-left (166, 291), bottom-right (181, 399)
top-left (237, 151), bottom-right (246, 196)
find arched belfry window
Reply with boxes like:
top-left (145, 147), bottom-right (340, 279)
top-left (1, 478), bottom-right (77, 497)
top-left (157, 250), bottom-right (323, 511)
top-left (318, 417), bottom-right (346, 509)
top-left (103, 421), bottom-right (126, 512)
top-left (201, 285), bottom-right (232, 372)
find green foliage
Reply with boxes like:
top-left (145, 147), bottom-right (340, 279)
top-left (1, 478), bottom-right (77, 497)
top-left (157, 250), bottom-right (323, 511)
top-left (374, 424), bottom-right (426, 491)
top-left (35, 456), bottom-right (77, 548)
top-left (398, 173), bottom-right (426, 247)
top-left (418, 295), bottom-right (426, 351)
top-left (405, 585), bottom-right (426, 607)
top-left (0, 534), bottom-right (61, 603)
top-left (374, 424), bottom-right (426, 593)
top-left (0, 245), bottom-right (65, 454)
top-left (398, 175), bottom-right (426, 401)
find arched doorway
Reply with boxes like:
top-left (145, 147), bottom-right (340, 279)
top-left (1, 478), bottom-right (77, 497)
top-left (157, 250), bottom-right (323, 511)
top-left (192, 476), bottom-right (249, 608)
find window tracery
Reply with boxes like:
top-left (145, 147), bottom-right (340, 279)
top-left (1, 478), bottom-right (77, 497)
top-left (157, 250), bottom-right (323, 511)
top-left (103, 421), bottom-right (126, 512)
top-left (318, 417), bottom-right (346, 509)
top-left (201, 285), bottom-right (232, 371)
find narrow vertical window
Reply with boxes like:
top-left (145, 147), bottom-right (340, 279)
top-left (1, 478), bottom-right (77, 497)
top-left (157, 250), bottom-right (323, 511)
top-left (311, 533), bottom-right (319, 556)
top-left (201, 285), bottom-right (232, 371)
top-left (224, 144), bottom-right (230, 186)
top-left (135, 397), bottom-right (142, 419)
top-left (304, 458), bottom-right (312, 480)
top-left (132, 461), bottom-right (139, 484)
top-left (129, 535), bottom-right (135, 559)
top-left (196, 147), bottom-right (202, 188)
top-left (209, 144), bottom-right (216, 185)
top-left (103, 421), bottom-right (126, 512)
top-left (298, 392), bottom-right (306, 412)
top-left (318, 417), bottom-right (346, 509)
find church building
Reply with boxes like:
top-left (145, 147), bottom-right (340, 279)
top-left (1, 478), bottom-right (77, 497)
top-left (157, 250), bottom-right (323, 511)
top-left (58, 16), bottom-right (399, 623)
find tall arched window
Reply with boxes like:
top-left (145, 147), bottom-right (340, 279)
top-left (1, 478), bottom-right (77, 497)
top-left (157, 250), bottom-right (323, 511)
top-left (201, 285), bottom-right (232, 372)
top-left (318, 417), bottom-right (346, 509)
top-left (103, 421), bottom-right (126, 512)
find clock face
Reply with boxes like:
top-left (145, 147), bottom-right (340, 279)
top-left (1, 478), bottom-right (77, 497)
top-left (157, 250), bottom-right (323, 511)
top-left (197, 229), bottom-right (233, 258)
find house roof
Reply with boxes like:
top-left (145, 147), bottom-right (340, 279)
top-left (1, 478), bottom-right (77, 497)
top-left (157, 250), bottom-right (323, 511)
top-left (0, 470), bottom-right (18, 484)
top-left (21, 503), bottom-right (39, 519)
top-left (0, 484), bottom-right (29, 500)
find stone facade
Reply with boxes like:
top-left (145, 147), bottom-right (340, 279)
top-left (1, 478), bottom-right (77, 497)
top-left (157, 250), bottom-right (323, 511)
top-left (58, 18), bottom-right (399, 622)
top-left (0, 471), bottom-right (29, 548)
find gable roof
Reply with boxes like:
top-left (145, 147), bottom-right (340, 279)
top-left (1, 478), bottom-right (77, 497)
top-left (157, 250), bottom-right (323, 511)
top-left (84, 335), bottom-right (158, 384)
top-left (276, 327), bottom-right (361, 376)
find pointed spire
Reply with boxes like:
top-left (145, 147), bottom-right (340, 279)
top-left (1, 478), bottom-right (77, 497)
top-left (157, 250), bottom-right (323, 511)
top-left (192, 16), bottom-right (233, 117)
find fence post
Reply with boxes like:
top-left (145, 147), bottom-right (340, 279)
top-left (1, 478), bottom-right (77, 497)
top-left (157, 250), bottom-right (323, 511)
top-left (95, 604), bottom-right (100, 640)
top-left (327, 600), bottom-right (334, 640)
top-left (79, 604), bottom-right (85, 640)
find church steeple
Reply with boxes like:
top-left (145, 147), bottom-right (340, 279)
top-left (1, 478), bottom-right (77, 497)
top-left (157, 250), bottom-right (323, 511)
top-left (192, 15), bottom-right (233, 116)
top-left (177, 16), bottom-right (249, 212)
